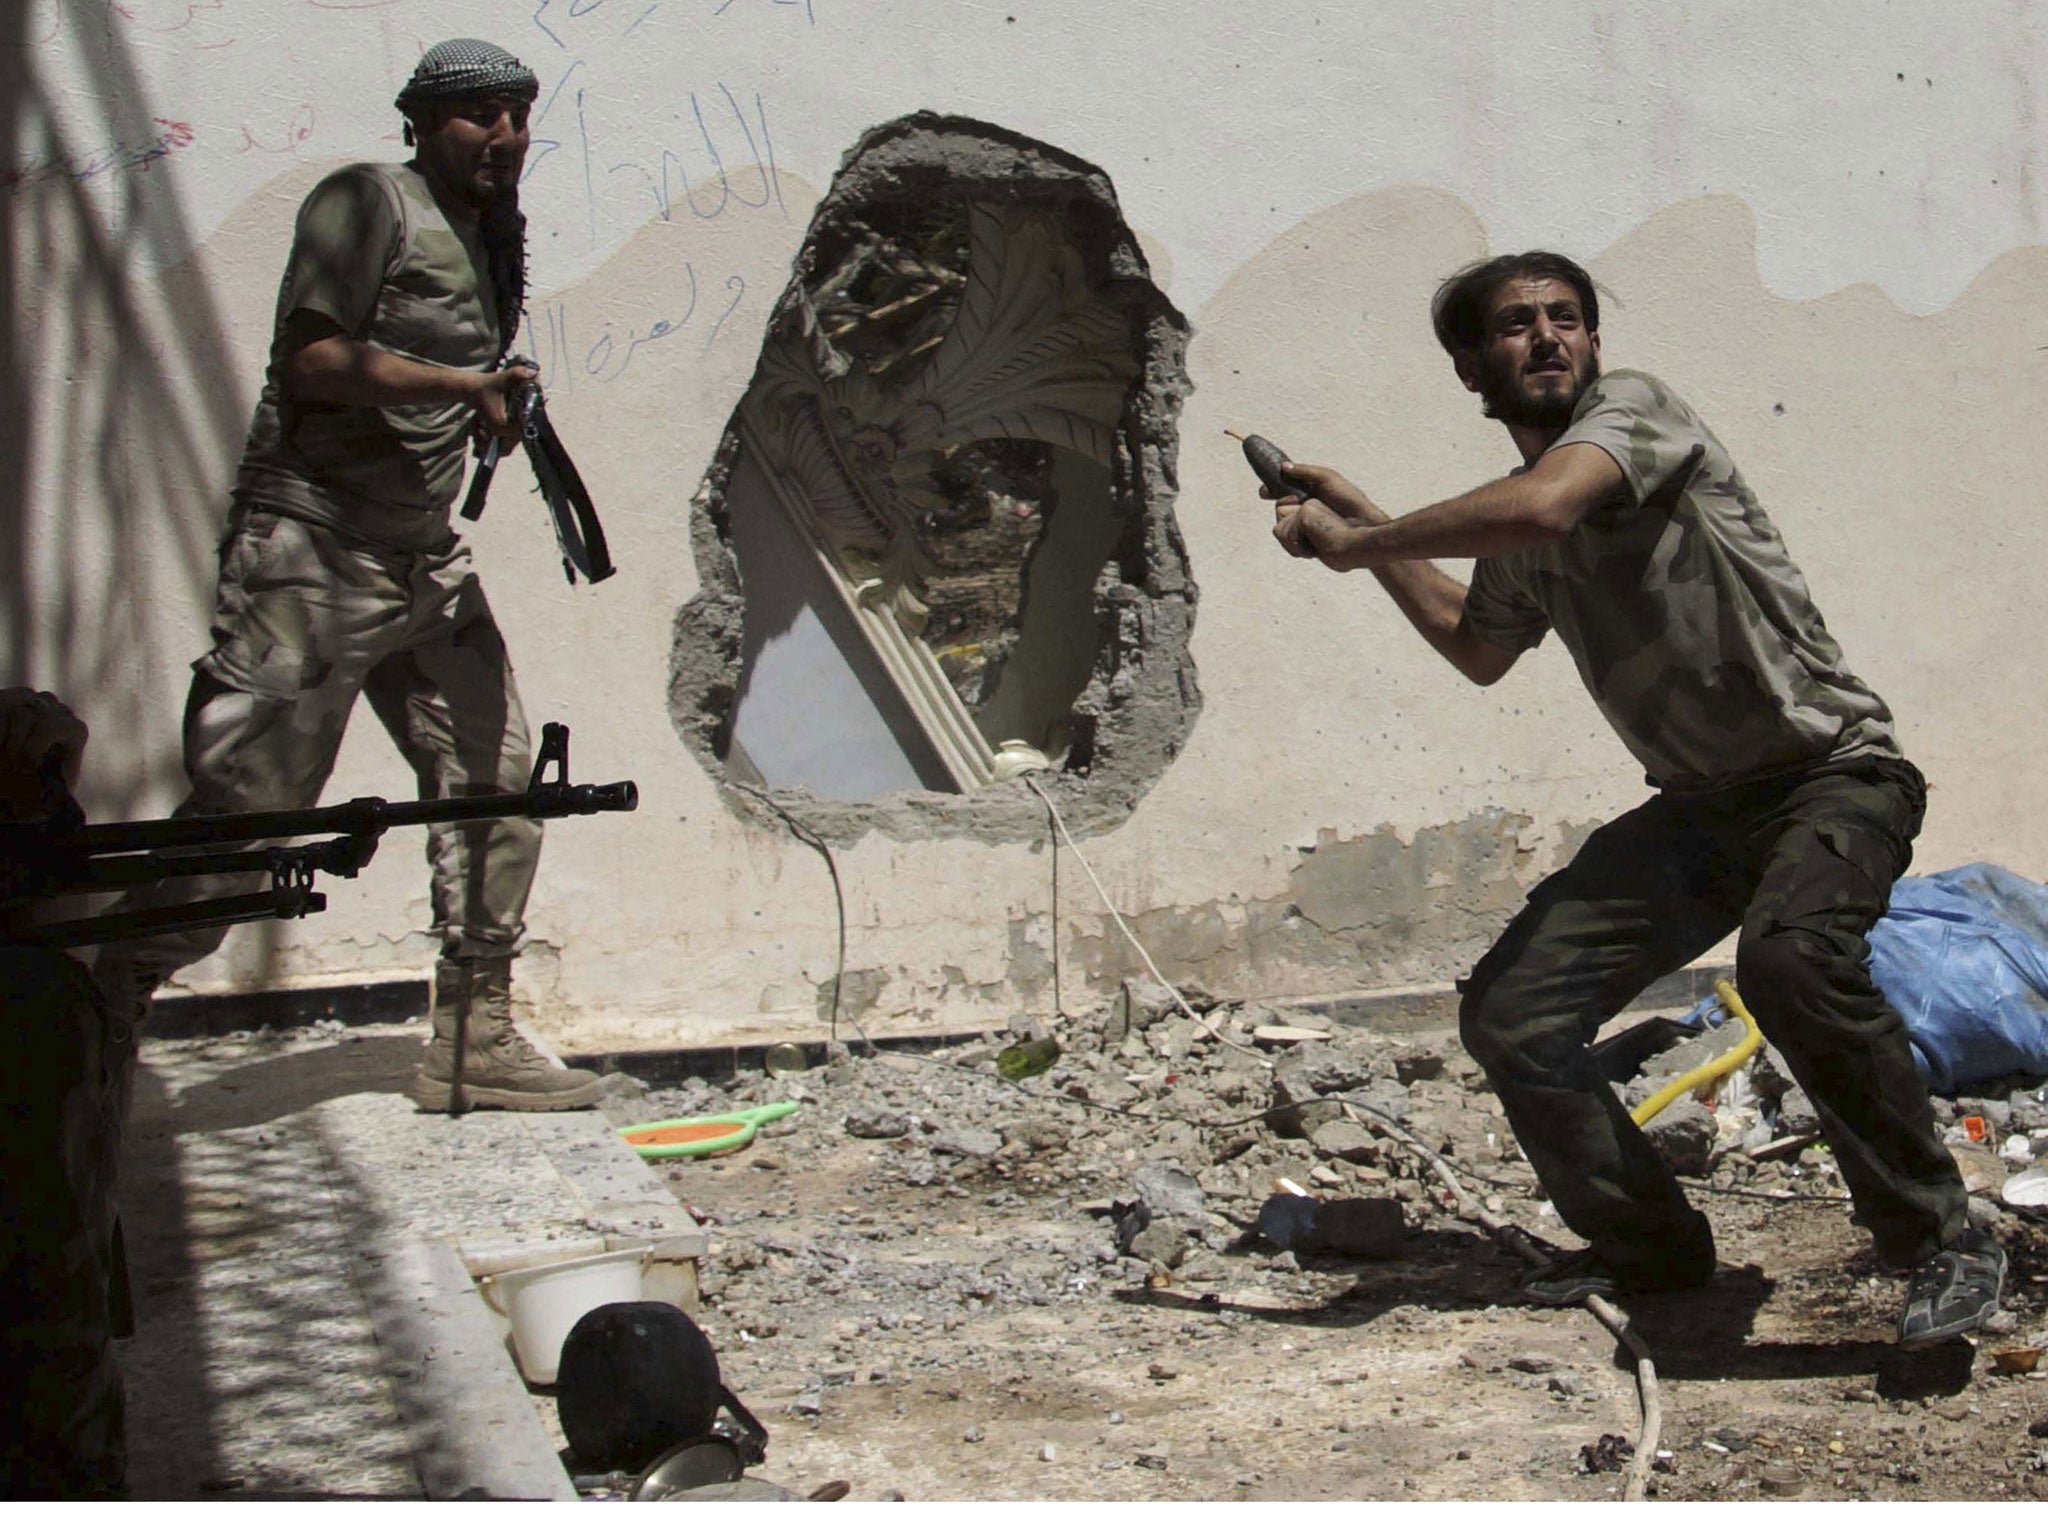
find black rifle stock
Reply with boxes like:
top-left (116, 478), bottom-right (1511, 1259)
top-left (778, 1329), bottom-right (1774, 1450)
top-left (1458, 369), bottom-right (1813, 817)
top-left (2, 722), bottom-right (636, 949)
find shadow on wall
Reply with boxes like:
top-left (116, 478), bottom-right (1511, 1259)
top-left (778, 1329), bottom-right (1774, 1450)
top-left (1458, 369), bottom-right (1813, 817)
top-left (1, 2), bottom-right (246, 813)
top-left (3, 6), bottom-right (289, 988)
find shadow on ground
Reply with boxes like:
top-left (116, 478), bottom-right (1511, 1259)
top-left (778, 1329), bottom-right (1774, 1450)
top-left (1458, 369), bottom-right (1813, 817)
top-left (136, 1035), bottom-right (420, 1134)
top-left (1116, 1231), bottom-right (1978, 1397)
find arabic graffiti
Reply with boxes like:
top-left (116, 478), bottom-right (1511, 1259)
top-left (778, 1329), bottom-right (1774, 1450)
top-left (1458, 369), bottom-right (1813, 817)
top-left (605, 86), bottom-right (783, 223)
top-left (3, 118), bottom-right (196, 192)
top-left (525, 263), bottom-right (752, 389)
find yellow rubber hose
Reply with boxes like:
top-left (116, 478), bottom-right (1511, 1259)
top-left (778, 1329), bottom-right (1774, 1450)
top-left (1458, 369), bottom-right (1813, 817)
top-left (1628, 979), bottom-right (1763, 1128)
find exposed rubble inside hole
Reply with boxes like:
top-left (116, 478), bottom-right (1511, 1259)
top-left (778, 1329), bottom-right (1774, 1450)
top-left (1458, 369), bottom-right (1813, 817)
top-left (668, 113), bottom-right (1197, 843)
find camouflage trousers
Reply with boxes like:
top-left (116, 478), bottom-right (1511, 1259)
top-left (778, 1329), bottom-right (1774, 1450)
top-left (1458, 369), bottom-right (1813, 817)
top-left (108, 503), bottom-right (541, 983)
top-left (1, 946), bottom-right (126, 1496)
top-left (1459, 755), bottom-right (1966, 1272)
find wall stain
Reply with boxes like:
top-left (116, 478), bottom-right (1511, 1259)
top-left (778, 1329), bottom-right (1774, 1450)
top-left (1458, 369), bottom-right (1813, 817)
top-left (1063, 811), bottom-right (1600, 1000)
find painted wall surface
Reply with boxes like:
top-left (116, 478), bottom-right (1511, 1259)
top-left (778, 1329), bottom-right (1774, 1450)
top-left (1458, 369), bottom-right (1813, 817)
top-left (8, 0), bottom-right (2048, 1046)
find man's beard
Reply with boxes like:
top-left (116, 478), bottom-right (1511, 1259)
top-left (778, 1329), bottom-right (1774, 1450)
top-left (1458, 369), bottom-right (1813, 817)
top-left (1477, 350), bottom-right (1597, 428)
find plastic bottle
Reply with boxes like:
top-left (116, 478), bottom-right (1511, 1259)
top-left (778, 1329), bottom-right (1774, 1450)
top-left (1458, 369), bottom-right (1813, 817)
top-left (996, 1036), bottom-right (1061, 1081)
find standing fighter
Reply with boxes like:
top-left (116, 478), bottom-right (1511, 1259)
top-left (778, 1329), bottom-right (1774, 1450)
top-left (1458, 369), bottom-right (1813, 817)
top-left (97, 40), bottom-right (600, 1114)
top-left (1263, 251), bottom-right (1998, 1347)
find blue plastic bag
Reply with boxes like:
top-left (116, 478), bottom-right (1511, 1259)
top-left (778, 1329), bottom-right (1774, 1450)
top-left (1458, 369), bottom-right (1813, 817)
top-left (1867, 863), bottom-right (2048, 1092)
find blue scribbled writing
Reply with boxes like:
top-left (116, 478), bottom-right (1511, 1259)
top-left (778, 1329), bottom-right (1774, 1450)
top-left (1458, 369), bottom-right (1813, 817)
top-left (607, 85), bottom-right (783, 222)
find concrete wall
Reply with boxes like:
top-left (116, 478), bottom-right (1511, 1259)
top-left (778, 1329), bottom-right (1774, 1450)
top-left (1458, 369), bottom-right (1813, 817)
top-left (9, 0), bottom-right (2048, 1048)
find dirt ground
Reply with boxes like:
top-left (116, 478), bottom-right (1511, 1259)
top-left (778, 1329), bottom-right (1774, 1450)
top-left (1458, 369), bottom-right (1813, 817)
top-left (602, 998), bottom-right (2048, 1504)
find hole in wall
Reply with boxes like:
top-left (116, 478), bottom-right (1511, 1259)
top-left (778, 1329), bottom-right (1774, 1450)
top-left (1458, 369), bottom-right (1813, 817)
top-left (670, 113), bottom-right (1197, 842)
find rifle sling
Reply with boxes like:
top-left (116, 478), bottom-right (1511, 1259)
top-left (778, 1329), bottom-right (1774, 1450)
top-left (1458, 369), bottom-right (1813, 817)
top-left (523, 408), bottom-right (615, 584)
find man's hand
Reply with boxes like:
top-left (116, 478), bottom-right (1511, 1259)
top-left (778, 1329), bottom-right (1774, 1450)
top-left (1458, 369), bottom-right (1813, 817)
top-left (474, 362), bottom-right (539, 446)
top-left (0, 688), bottom-right (87, 823)
top-left (283, 313), bottom-right (539, 437)
top-left (1265, 462), bottom-right (1385, 570)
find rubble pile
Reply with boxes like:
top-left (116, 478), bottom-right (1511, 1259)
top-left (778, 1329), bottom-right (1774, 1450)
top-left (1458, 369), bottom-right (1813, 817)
top-left (584, 991), bottom-right (2048, 1498)
top-left (631, 987), bottom-right (2048, 1313)
top-left (633, 982), bottom-right (1528, 1306)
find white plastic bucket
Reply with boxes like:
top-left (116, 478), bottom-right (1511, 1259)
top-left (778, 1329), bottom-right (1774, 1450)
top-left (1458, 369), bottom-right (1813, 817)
top-left (480, 1247), bottom-right (650, 1385)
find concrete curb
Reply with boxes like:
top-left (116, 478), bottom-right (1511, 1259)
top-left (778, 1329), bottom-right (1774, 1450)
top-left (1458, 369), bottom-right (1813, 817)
top-left (354, 1239), bottom-right (577, 1501)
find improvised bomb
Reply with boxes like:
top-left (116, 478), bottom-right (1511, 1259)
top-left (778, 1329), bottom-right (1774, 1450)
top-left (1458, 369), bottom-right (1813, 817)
top-left (1229, 430), bottom-right (1316, 501)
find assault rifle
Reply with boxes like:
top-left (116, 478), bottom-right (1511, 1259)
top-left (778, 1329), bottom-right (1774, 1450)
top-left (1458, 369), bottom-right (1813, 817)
top-left (1, 722), bottom-right (636, 949)
top-left (458, 356), bottom-right (615, 585)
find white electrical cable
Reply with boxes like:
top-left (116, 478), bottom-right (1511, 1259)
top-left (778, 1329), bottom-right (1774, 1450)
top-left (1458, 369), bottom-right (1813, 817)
top-left (1021, 775), bottom-right (1208, 1026)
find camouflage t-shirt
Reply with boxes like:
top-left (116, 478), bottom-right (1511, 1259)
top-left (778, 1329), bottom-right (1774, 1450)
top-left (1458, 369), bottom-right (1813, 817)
top-left (1462, 369), bottom-right (1899, 792)
top-left (233, 162), bottom-right (500, 551)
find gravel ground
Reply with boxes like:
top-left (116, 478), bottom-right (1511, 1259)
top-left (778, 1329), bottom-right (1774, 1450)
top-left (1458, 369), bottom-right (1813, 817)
top-left (589, 985), bottom-right (2048, 1502)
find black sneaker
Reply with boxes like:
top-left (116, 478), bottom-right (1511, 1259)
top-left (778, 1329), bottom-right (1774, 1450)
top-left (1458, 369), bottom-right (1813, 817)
top-left (1898, 1229), bottom-right (2006, 1349)
top-left (1519, 1246), bottom-right (1714, 1308)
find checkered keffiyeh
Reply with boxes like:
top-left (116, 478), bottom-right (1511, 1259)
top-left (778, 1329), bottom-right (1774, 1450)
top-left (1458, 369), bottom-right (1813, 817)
top-left (394, 39), bottom-right (539, 110)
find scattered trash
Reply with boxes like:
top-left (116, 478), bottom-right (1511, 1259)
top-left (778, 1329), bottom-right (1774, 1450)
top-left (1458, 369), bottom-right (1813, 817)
top-left (621, 1102), bottom-right (802, 1161)
top-left (480, 1247), bottom-right (651, 1386)
top-left (764, 1043), bottom-right (809, 1076)
top-left (1255, 1193), bottom-right (1405, 1259)
top-left (997, 1036), bottom-right (1062, 1081)
top-left (557, 1301), bottom-right (723, 1468)
top-left (1867, 864), bottom-right (2048, 1091)
top-left (1963, 1115), bottom-right (1989, 1143)
top-left (2002, 1166), bottom-right (2048, 1208)
top-left (1757, 1460), bottom-right (1806, 1497)
top-left (1580, 1434), bottom-right (1633, 1474)
top-left (1993, 1346), bottom-right (2043, 1376)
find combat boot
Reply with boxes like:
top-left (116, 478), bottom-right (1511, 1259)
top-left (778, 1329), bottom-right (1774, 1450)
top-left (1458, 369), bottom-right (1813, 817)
top-left (407, 956), bottom-right (603, 1112)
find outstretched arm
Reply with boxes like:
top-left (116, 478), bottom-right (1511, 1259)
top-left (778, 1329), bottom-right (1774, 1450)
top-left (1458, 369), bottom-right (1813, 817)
top-left (1267, 445), bottom-right (1621, 684)
top-left (1273, 484), bottom-right (1521, 686)
top-left (1272, 443), bottom-right (1623, 570)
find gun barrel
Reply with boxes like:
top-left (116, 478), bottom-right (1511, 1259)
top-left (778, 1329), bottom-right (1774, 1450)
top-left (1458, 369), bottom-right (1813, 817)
top-left (78, 779), bottom-right (639, 855)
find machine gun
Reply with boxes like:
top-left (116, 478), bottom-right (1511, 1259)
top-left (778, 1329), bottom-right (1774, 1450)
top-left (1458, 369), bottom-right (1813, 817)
top-left (1, 722), bottom-right (636, 949)
top-left (458, 356), bottom-right (615, 585)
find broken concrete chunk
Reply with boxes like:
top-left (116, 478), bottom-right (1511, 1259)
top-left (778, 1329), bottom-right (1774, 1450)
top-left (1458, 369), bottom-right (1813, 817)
top-left (1350, 1079), bottom-right (1412, 1124)
top-left (1012, 1118), bottom-right (1068, 1152)
top-left (1642, 1098), bottom-right (1718, 1176)
top-left (845, 1107), bottom-right (914, 1139)
top-left (1132, 1163), bottom-right (1206, 1224)
top-left (1623, 1018), bottom-right (1752, 1110)
top-left (1776, 1086), bottom-right (1820, 1138)
top-left (1391, 1045), bottom-right (1445, 1085)
top-left (1951, 1144), bottom-right (2009, 1195)
top-left (1307, 1121), bottom-right (1379, 1165)
top-left (1122, 977), bottom-right (1205, 1033)
top-left (1112, 1198), bottom-right (1153, 1254)
top-left (1253, 1022), bottom-right (1332, 1045)
top-left (1125, 1224), bottom-right (1188, 1269)
top-left (1267, 1042), bottom-right (1386, 1138)
top-left (1745, 1042), bottom-right (1797, 1103)
top-left (932, 1127), bottom-right (1004, 1159)
top-left (2010, 1090), bottom-right (2048, 1134)
top-left (1066, 1070), bottom-right (1140, 1108)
